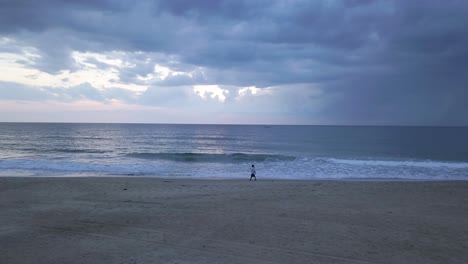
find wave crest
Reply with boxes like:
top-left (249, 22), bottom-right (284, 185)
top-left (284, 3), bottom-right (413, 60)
top-left (125, 152), bottom-right (296, 163)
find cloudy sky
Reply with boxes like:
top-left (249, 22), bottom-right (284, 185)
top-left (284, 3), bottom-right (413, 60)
top-left (1, 0), bottom-right (467, 125)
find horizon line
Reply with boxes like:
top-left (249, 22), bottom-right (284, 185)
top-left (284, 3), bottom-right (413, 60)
top-left (0, 121), bottom-right (467, 128)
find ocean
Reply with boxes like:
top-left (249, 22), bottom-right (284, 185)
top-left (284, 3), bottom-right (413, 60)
top-left (0, 123), bottom-right (467, 180)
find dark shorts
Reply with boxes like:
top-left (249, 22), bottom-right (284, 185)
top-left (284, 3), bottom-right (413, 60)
top-left (251, 174), bottom-right (256, 177)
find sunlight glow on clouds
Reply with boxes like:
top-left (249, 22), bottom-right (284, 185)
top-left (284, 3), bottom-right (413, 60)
top-left (0, 43), bottom-right (146, 91)
top-left (193, 85), bottom-right (229, 102)
top-left (0, 40), bottom-right (198, 95)
top-left (154, 64), bottom-right (190, 80)
top-left (72, 51), bottom-right (130, 68)
top-left (237, 86), bottom-right (273, 98)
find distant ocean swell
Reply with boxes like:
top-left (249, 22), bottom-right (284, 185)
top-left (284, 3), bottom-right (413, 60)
top-left (125, 152), bottom-right (296, 162)
top-left (51, 148), bottom-right (109, 154)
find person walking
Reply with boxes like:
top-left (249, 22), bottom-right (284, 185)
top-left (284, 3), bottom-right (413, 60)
top-left (250, 164), bottom-right (257, 181)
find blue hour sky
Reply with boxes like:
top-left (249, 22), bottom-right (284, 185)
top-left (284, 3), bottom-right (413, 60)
top-left (1, 0), bottom-right (467, 125)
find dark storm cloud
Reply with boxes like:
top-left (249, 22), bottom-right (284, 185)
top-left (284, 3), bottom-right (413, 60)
top-left (0, 0), bottom-right (127, 33)
top-left (1, 0), bottom-right (468, 125)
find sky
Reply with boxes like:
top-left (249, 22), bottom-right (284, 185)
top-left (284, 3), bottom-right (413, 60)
top-left (0, 0), bottom-right (467, 125)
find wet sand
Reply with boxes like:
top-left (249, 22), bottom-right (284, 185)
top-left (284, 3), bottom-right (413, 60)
top-left (1, 177), bottom-right (468, 264)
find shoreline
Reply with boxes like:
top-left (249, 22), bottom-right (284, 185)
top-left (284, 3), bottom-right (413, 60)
top-left (1, 173), bottom-right (468, 182)
top-left (2, 176), bottom-right (468, 263)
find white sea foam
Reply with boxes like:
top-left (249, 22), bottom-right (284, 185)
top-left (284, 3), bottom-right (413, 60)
top-left (1, 156), bottom-right (467, 180)
top-left (326, 158), bottom-right (468, 169)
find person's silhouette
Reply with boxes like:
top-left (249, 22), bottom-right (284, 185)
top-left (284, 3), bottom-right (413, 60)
top-left (250, 164), bottom-right (256, 181)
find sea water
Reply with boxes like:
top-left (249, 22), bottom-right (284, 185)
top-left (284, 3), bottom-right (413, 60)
top-left (0, 123), bottom-right (467, 180)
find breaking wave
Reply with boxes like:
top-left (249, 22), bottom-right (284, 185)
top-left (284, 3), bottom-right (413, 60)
top-left (125, 152), bottom-right (296, 163)
top-left (1, 156), bottom-right (467, 180)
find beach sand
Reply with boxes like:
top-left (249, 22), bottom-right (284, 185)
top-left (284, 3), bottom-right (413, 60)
top-left (1, 177), bottom-right (467, 264)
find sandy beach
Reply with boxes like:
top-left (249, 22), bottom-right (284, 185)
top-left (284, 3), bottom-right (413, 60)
top-left (1, 177), bottom-right (467, 264)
